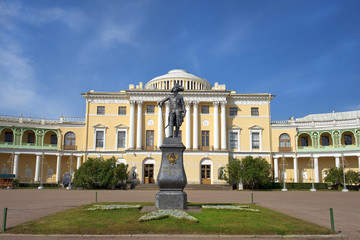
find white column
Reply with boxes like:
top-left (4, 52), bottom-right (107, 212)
top-left (193, 101), bottom-right (199, 149)
top-left (274, 157), bottom-right (279, 182)
top-left (35, 154), bottom-right (41, 182)
top-left (136, 101), bottom-right (143, 150)
top-left (335, 156), bottom-right (340, 168)
top-left (221, 102), bottom-right (227, 150)
top-left (293, 156), bottom-right (298, 183)
top-left (213, 102), bottom-right (219, 150)
top-left (185, 102), bottom-right (191, 149)
top-left (314, 157), bottom-right (319, 183)
top-left (56, 154), bottom-right (62, 183)
top-left (157, 104), bottom-right (163, 148)
top-left (165, 102), bottom-right (170, 137)
top-left (13, 153), bottom-right (20, 178)
top-left (128, 101), bottom-right (135, 149)
top-left (76, 156), bottom-right (81, 169)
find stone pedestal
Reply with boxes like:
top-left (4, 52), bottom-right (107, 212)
top-left (155, 137), bottom-right (187, 209)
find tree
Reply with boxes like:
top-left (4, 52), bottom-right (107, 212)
top-left (73, 157), bottom-right (129, 189)
top-left (346, 170), bottom-right (360, 185)
top-left (222, 156), bottom-right (271, 190)
top-left (324, 167), bottom-right (343, 189)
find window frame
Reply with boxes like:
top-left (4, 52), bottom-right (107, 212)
top-left (251, 107), bottom-right (259, 116)
top-left (146, 105), bottom-right (155, 114)
top-left (229, 107), bottom-right (238, 116)
top-left (95, 130), bottom-right (104, 148)
top-left (117, 130), bottom-right (127, 149)
top-left (97, 106), bottom-right (105, 115)
top-left (118, 106), bottom-right (126, 115)
top-left (201, 130), bottom-right (210, 150)
top-left (4, 132), bottom-right (13, 143)
top-left (64, 132), bottom-right (76, 150)
top-left (201, 105), bottom-right (209, 114)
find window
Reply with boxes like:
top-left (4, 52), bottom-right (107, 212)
top-left (27, 133), bottom-right (35, 143)
top-left (146, 105), bottom-right (155, 113)
top-left (321, 136), bottom-right (330, 146)
top-left (4, 132), bottom-right (13, 143)
top-left (201, 105), bottom-right (209, 114)
top-left (229, 107), bottom-right (237, 116)
top-left (146, 130), bottom-right (154, 150)
top-left (1, 167), bottom-right (8, 174)
top-left (97, 106), bottom-right (105, 115)
top-left (96, 131), bottom-right (104, 148)
top-left (64, 132), bottom-right (76, 150)
top-left (301, 136), bottom-right (308, 147)
top-left (251, 107), bottom-right (259, 116)
top-left (229, 132), bottom-right (238, 149)
top-left (118, 106), bottom-right (126, 115)
top-left (279, 134), bottom-right (291, 147)
top-left (344, 134), bottom-right (352, 145)
top-left (201, 131), bottom-right (210, 150)
top-left (117, 131), bottom-right (126, 148)
top-left (252, 132), bottom-right (260, 149)
top-left (50, 134), bottom-right (57, 145)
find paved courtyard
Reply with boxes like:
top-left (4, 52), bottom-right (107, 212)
top-left (0, 189), bottom-right (358, 239)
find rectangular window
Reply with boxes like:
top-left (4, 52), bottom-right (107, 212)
top-left (229, 107), bottom-right (238, 116)
top-left (201, 105), bottom-right (209, 114)
top-left (201, 131), bottom-right (210, 150)
top-left (322, 136), bottom-right (329, 146)
top-left (97, 106), bottom-right (105, 115)
top-left (50, 134), bottom-right (57, 145)
top-left (147, 105), bottom-right (155, 113)
top-left (118, 106), bottom-right (126, 115)
top-left (229, 132), bottom-right (238, 149)
top-left (252, 132), bottom-right (260, 149)
top-left (27, 133), bottom-right (35, 143)
top-left (251, 107), bottom-right (259, 116)
top-left (146, 130), bottom-right (154, 150)
top-left (117, 131), bottom-right (126, 148)
top-left (344, 135), bottom-right (352, 145)
top-left (4, 132), bottom-right (13, 143)
top-left (96, 131), bottom-right (104, 148)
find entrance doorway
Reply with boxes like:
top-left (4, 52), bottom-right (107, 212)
top-left (144, 164), bottom-right (154, 184)
top-left (201, 164), bottom-right (211, 184)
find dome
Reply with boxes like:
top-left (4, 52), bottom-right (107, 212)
top-left (144, 69), bottom-right (212, 90)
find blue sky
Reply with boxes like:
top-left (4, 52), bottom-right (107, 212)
top-left (0, 0), bottom-right (359, 120)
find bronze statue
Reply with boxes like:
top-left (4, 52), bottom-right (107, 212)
top-left (158, 83), bottom-right (186, 138)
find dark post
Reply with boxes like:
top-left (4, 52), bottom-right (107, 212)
top-left (329, 208), bottom-right (335, 232)
top-left (95, 192), bottom-right (97, 203)
top-left (2, 208), bottom-right (7, 232)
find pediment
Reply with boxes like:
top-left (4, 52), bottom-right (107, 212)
top-left (93, 124), bottom-right (107, 129)
top-left (229, 125), bottom-right (242, 130)
top-left (115, 124), bottom-right (128, 129)
top-left (249, 125), bottom-right (263, 130)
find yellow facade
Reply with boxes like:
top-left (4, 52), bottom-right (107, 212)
top-left (1, 69), bottom-right (359, 186)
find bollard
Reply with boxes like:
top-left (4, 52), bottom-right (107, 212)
top-left (251, 193), bottom-right (254, 204)
top-left (2, 208), bottom-right (7, 232)
top-left (95, 192), bottom-right (97, 203)
top-left (329, 208), bottom-right (335, 232)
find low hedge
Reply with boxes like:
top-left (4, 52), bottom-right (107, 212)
top-left (18, 182), bottom-right (60, 188)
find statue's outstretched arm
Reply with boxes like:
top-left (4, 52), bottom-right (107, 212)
top-left (158, 96), bottom-right (169, 108)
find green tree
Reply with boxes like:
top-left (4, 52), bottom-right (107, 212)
top-left (223, 156), bottom-right (271, 190)
top-left (324, 167), bottom-right (343, 189)
top-left (73, 157), bottom-right (129, 189)
top-left (346, 170), bottom-right (360, 185)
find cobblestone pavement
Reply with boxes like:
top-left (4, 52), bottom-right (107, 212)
top-left (0, 189), bottom-right (358, 239)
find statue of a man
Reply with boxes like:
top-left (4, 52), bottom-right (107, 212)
top-left (158, 83), bottom-right (186, 138)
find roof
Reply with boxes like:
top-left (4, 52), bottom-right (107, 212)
top-left (296, 110), bottom-right (360, 122)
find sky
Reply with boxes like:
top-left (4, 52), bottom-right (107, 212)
top-left (0, 0), bottom-right (359, 121)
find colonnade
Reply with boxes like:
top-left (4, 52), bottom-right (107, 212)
top-left (273, 155), bottom-right (360, 183)
top-left (128, 100), bottom-right (227, 150)
top-left (9, 153), bottom-right (82, 182)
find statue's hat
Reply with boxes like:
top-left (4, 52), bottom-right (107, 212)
top-left (171, 83), bottom-right (184, 92)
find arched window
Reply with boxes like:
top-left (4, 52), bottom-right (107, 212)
top-left (64, 132), bottom-right (76, 150)
top-left (279, 134), bottom-right (291, 147)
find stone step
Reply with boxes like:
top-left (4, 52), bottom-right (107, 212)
top-left (132, 184), bottom-right (232, 191)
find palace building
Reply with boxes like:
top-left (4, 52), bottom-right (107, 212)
top-left (0, 69), bottom-right (359, 185)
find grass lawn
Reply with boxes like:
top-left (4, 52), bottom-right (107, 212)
top-left (5, 202), bottom-right (333, 235)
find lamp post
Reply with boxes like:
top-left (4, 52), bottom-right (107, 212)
top-left (309, 155), bottom-right (316, 192)
top-left (66, 155), bottom-right (73, 190)
top-left (38, 154), bottom-right (45, 190)
top-left (341, 154), bottom-right (348, 192)
top-left (281, 156), bottom-right (288, 191)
